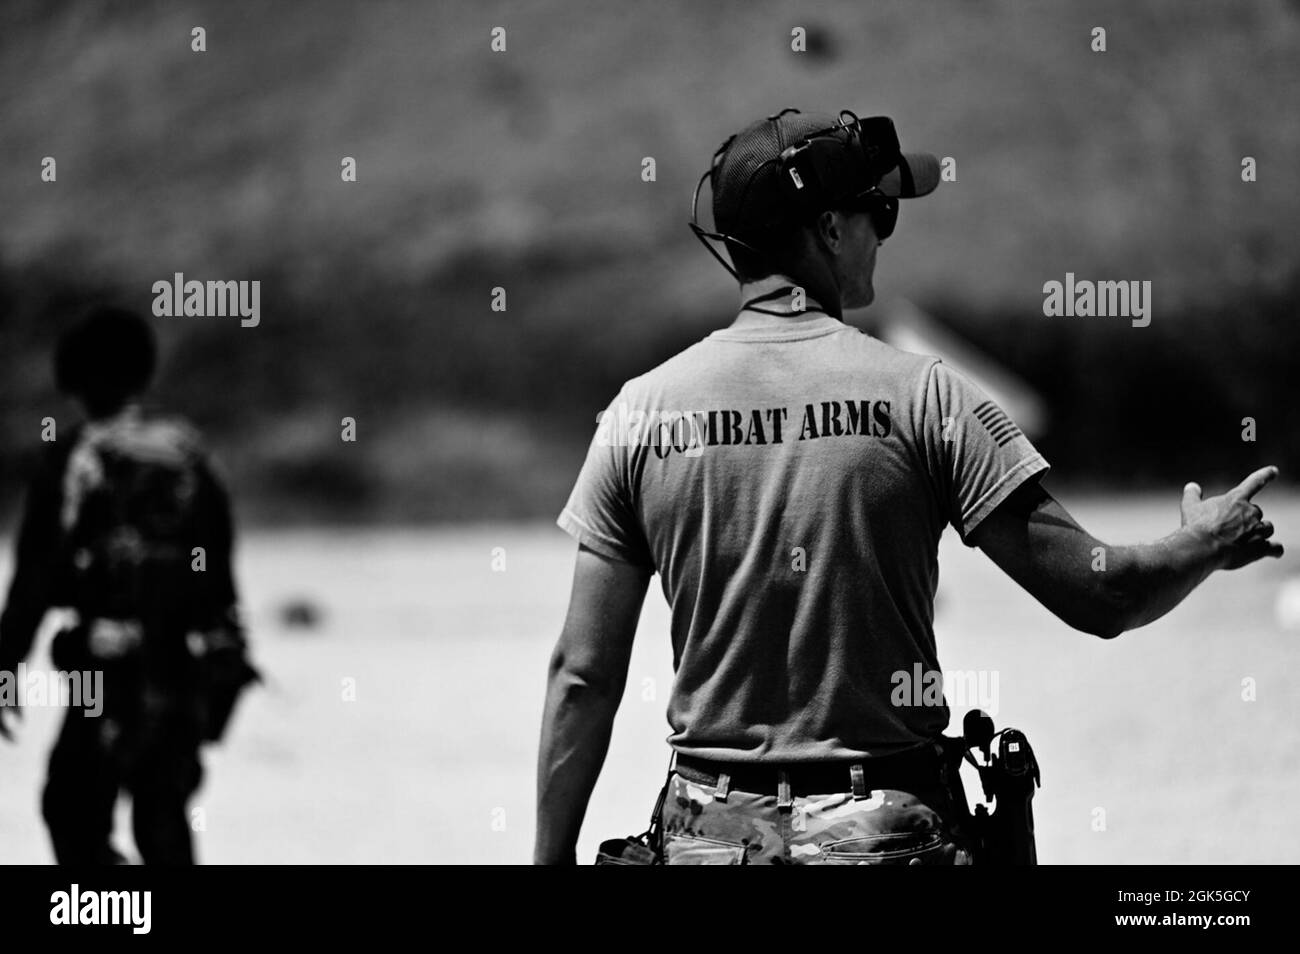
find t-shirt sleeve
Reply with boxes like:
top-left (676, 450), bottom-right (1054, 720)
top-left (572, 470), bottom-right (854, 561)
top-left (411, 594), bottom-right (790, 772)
top-left (920, 360), bottom-right (1050, 546)
top-left (556, 393), bottom-right (655, 570)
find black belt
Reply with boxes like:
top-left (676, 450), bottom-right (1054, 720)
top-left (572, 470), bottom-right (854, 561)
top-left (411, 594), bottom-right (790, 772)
top-left (674, 744), bottom-right (946, 798)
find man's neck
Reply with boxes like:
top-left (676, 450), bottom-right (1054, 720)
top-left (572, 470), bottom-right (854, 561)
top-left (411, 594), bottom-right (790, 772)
top-left (741, 270), bottom-right (842, 319)
top-left (739, 273), bottom-right (840, 318)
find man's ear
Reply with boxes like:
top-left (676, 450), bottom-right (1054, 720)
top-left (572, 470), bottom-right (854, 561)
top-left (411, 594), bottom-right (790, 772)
top-left (812, 209), bottom-right (841, 254)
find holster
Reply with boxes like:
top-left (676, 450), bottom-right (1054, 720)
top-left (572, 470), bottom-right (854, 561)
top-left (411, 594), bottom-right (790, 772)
top-left (594, 764), bottom-right (670, 865)
top-left (939, 725), bottom-right (1041, 865)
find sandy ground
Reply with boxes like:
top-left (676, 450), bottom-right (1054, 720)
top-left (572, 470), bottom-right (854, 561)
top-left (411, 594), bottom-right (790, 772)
top-left (1, 491), bottom-right (1298, 865)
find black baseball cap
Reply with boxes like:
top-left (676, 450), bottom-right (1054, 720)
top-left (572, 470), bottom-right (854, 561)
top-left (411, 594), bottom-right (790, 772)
top-left (711, 109), bottom-right (940, 245)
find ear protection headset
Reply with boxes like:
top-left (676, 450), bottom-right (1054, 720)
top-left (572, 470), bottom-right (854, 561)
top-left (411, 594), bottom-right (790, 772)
top-left (689, 109), bottom-right (904, 281)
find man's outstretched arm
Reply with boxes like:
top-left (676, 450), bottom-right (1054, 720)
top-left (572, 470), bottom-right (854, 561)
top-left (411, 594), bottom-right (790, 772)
top-left (535, 543), bottom-right (651, 865)
top-left (971, 466), bottom-right (1283, 639)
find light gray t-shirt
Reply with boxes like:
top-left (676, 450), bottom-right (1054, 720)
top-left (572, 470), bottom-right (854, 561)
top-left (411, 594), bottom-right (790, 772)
top-left (558, 288), bottom-right (1049, 762)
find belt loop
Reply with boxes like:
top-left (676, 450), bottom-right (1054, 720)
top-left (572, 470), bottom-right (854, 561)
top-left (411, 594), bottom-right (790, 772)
top-left (777, 770), bottom-right (793, 813)
top-left (850, 763), bottom-right (868, 800)
top-left (713, 772), bottom-right (731, 803)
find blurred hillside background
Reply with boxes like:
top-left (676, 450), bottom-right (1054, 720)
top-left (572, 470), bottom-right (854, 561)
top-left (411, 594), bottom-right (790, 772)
top-left (1, 0), bottom-right (1297, 524)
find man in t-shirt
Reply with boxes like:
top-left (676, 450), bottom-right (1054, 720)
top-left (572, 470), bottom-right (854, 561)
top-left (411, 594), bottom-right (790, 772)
top-left (534, 109), bottom-right (1283, 865)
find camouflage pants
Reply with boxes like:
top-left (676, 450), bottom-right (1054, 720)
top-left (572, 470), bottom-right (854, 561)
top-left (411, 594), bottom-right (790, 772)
top-left (662, 770), bottom-right (973, 865)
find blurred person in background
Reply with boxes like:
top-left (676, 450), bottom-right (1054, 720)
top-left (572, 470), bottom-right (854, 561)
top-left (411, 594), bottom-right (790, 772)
top-left (0, 306), bottom-right (258, 864)
top-left (535, 108), bottom-right (1283, 865)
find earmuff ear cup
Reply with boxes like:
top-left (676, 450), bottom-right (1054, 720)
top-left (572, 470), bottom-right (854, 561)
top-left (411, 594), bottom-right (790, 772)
top-left (776, 137), bottom-right (848, 221)
top-left (775, 129), bottom-right (881, 225)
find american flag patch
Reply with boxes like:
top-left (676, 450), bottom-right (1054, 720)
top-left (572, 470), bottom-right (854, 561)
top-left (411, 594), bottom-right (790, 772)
top-left (972, 400), bottom-right (1022, 447)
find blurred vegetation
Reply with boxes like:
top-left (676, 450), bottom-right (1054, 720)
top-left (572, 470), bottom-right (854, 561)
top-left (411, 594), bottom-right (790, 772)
top-left (1, 0), bottom-right (1297, 524)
